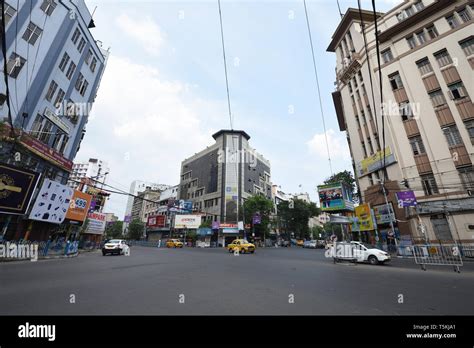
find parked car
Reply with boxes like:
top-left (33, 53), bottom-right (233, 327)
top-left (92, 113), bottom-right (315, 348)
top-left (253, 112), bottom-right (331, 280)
top-left (280, 240), bottom-right (290, 247)
top-left (296, 239), bottom-right (305, 247)
top-left (166, 239), bottom-right (184, 248)
top-left (102, 239), bottom-right (130, 256)
top-left (303, 240), bottom-right (317, 248)
top-left (330, 241), bottom-right (391, 265)
top-left (227, 239), bottom-right (255, 254)
top-left (316, 240), bottom-right (326, 249)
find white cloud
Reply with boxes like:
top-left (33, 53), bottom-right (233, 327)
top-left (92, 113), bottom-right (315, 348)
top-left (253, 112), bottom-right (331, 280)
top-left (76, 55), bottom-right (226, 218)
top-left (306, 129), bottom-right (350, 161)
top-left (115, 13), bottom-right (165, 57)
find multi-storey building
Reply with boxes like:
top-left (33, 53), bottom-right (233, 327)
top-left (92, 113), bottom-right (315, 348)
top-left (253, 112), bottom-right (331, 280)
top-left (68, 157), bottom-right (109, 189)
top-left (1, 0), bottom-right (108, 184)
top-left (179, 130), bottom-right (272, 225)
top-left (328, 0), bottom-right (474, 243)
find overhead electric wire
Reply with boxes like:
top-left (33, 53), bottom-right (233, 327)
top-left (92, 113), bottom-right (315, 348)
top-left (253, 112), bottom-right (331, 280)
top-left (217, 0), bottom-right (233, 130)
top-left (303, 0), bottom-right (333, 175)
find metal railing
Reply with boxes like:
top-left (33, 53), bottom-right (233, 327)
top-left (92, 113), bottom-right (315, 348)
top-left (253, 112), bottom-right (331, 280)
top-left (412, 244), bottom-right (463, 273)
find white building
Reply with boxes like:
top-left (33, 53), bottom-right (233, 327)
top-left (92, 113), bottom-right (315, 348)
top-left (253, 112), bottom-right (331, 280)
top-left (328, 0), bottom-right (474, 242)
top-left (68, 157), bottom-right (109, 189)
top-left (1, 0), bottom-right (108, 184)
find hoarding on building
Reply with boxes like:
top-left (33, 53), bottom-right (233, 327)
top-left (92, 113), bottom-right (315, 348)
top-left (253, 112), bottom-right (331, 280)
top-left (356, 147), bottom-right (396, 177)
top-left (65, 191), bottom-right (92, 222)
top-left (373, 203), bottom-right (396, 225)
top-left (318, 183), bottom-right (354, 211)
top-left (355, 203), bottom-right (374, 231)
top-left (29, 179), bottom-right (74, 224)
top-left (0, 164), bottom-right (41, 215)
top-left (147, 215), bottom-right (166, 228)
top-left (85, 212), bottom-right (107, 235)
top-left (174, 215), bottom-right (202, 229)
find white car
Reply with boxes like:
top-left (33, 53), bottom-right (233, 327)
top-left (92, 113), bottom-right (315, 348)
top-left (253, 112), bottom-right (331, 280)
top-left (303, 240), bottom-right (317, 248)
top-left (102, 239), bottom-right (130, 256)
top-left (350, 241), bottom-right (391, 265)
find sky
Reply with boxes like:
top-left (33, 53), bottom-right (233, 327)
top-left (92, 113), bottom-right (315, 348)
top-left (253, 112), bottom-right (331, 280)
top-left (80, 0), bottom-right (401, 218)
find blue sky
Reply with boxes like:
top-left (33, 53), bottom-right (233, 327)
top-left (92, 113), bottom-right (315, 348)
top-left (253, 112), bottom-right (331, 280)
top-left (80, 0), bottom-right (400, 218)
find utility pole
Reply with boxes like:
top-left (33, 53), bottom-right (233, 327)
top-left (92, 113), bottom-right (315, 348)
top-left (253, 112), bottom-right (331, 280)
top-left (380, 180), bottom-right (397, 249)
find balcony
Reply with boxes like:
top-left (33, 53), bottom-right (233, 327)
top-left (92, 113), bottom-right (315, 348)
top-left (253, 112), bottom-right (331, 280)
top-left (337, 52), bottom-right (362, 84)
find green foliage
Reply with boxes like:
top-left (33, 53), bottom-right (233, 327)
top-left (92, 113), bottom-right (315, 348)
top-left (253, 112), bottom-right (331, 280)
top-left (105, 221), bottom-right (123, 239)
top-left (310, 225), bottom-right (325, 239)
top-left (242, 195), bottom-right (274, 236)
top-left (277, 199), bottom-right (320, 239)
top-left (186, 230), bottom-right (197, 242)
top-left (324, 170), bottom-right (357, 197)
top-left (199, 220), bottom-right (212, 228)
top-left (127, 219), bottom-right (145, 240)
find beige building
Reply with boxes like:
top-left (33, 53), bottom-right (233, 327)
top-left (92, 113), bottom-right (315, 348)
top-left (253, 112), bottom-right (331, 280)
top-left (328, 0), bottom-right (474, 243)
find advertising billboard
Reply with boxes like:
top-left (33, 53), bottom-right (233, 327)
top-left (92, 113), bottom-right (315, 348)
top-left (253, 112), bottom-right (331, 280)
top-left (373, 203), bottom-right (396, 225)
top-left (355, 203), bottom-right (374, 231)
top-left (356, 147), bottom-right (396, 177)
top-left (85, 212), bottom-right (107, 235)
top-left (29, 179), bottom-right (74, 224)
top-left (174, 215), bottom-right (202, 229)
top-left (318, 183), bottom-right (354, 212)
top-left (396, 190), bottom-right (417, 207)
top-left (147, 215), bottom-right (166, 228)
top-left (65, 191), bottom-right (92, 222)
top-left (0, 164), bottom-right (41, 215)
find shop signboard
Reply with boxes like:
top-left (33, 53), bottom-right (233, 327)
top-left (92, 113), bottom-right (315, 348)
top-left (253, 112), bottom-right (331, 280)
top-left (29, 179), bottom-right (74, 224)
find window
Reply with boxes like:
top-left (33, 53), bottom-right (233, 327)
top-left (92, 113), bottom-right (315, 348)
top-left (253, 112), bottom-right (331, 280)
top-left (416, 31), bottom-right (427, 45)
top-left (442, 125), bottom-right (463, 147)
top-left (362, 143), bottom-right (367, 157)
top-left (6, 52), bottom-right (26, 78)
top-left (45, 80), bottom-right (58, 102)
top-left (80, 80), bottom-right (89, 96)
top-left (52, 130), bottom-right (68, 154)
top-left (65, 100), bottom-right (79, 125)
top-left (40, 0), bottom-right (57, 16)
top-left (428, 89), bottom-right (446, 107)
top-left (75, 73), bottom-right (84, 91)
top-left (448, 82), bottom-right (468, 100)
top-left (90, 57), bottom-right (97, 73)
top-left (458, 8), bottom-right (472, 23)
top-left (358, 70), bottom-right (363, 82)
top-left (416, 58), bottom-right (433, 75)
top-left (400, 102), bottom-right (414, 121)
top-left (66, 61), bottom-right (76, 80)
top-left (446, 15), bottom-right (460, 29)
top-left (77, 38), bottom-right (86, 53)
top-left (421, 174), bottom-right (439, 196)
top-left (353, 76), bottom-right (358, 88)
top-left (348, 81), bottom-right (353, 94)
top-left (30, 114), bottom-right (54, 144)
top-left (414, 1), bottom-right (424, 12)
top-left (85, 50), bottom-right (93, 65)
top-left (71, 28), bottom-right (81, 44)
top-left (54, 89), bottom-right (65, 109)
top-left (458, 166), bottom-right (474, 190)
top-left (389, 72), bottom-right (403, 90)
top-left (355, 115), bottom-right (361, 129)
top-left (405, 6), bottom-right (414, 17)
top-left (409, 136), bottom-right (426, 155)
top-left (58, 52), bottom-right (70, 72)
top-left (465, 120), bottom-right (474, 145)
top-left (1, 3), bottom-right (17, 28)
top-left (406, 35), bottom-right (417, 49)
top-left (426, 25), bottom-right (439, 39)
top-left (22, 21), bottom-right (42, 45)
top-left (367, 138), bottom-right (374, 154)
top-left (460, 37), bottom-right (474, 56)
top-left (434, 49), bottom-right (452, 67)
top-left (381, 48), bottom-right (394, 63)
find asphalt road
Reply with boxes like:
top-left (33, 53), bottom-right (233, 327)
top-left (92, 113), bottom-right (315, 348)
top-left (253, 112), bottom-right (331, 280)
top-left (1, 246), bottom-right (473, 315)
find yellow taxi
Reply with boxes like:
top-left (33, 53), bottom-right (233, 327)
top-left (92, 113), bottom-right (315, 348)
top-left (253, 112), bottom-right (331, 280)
top-left (227, 239), bottom-right (255, 254)
top-left (296, 239), bottom-right (305, 247)
top-left (166, 239), bottom-right (184, 248)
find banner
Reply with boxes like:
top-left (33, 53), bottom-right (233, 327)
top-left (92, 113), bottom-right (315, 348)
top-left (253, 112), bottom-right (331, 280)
top-left (396, 190), bottom-right (417, 207)
top-left (147, 215), bottom-right (165, 228)
top-left (356, 147), bottom-right (396, 177)
top-left (85, 212), bottom-right (107, 235)
top-left (29, 179), bottom-right (74, 224)
top-left (174, 215), bottom-right (202, 229)
top-left (355, 203), bottom-right (374, 231)
top-left (65, 191), bottom-right (92, 222)
top-left (0, 164), bottom-right (41, 215)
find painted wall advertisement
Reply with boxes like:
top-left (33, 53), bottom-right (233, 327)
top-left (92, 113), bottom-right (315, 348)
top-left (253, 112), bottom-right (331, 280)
top-left (318, 183), bottom-right (354, 211)
top-left (29, 179), bottom-right (74, 224)
top-left (85, 212), bottom-right (107, 235)
top-left (354, 203), bottom-right (375, 231)
top-left (65, 191), bottom-right (92, 222)
top-left (0, 163), bottom-right (41, 215)
top-left (174, 215), bottom-right (202, 229)
top-left (356, 147), bottom-right (396, 177)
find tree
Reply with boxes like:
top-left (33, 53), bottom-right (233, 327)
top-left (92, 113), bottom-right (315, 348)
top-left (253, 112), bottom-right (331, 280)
top-left (277, 199), bottom-right (320, 240)
top-left (310, 225), bottom-right (325, 240)
top-left (127, 219), bottom-right (145, 240)
top-left (242, 195), bottom-right (274, 237)
top-left (105, 221), bottom-right (123, 239)
top-left (199, 220), bottom-right (212, 228)
top-left (324, 170), bottom-right (357, 200)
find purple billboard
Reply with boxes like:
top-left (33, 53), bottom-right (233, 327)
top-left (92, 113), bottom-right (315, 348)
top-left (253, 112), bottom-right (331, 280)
top-left (396, 191), bottom-right (417, 207)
